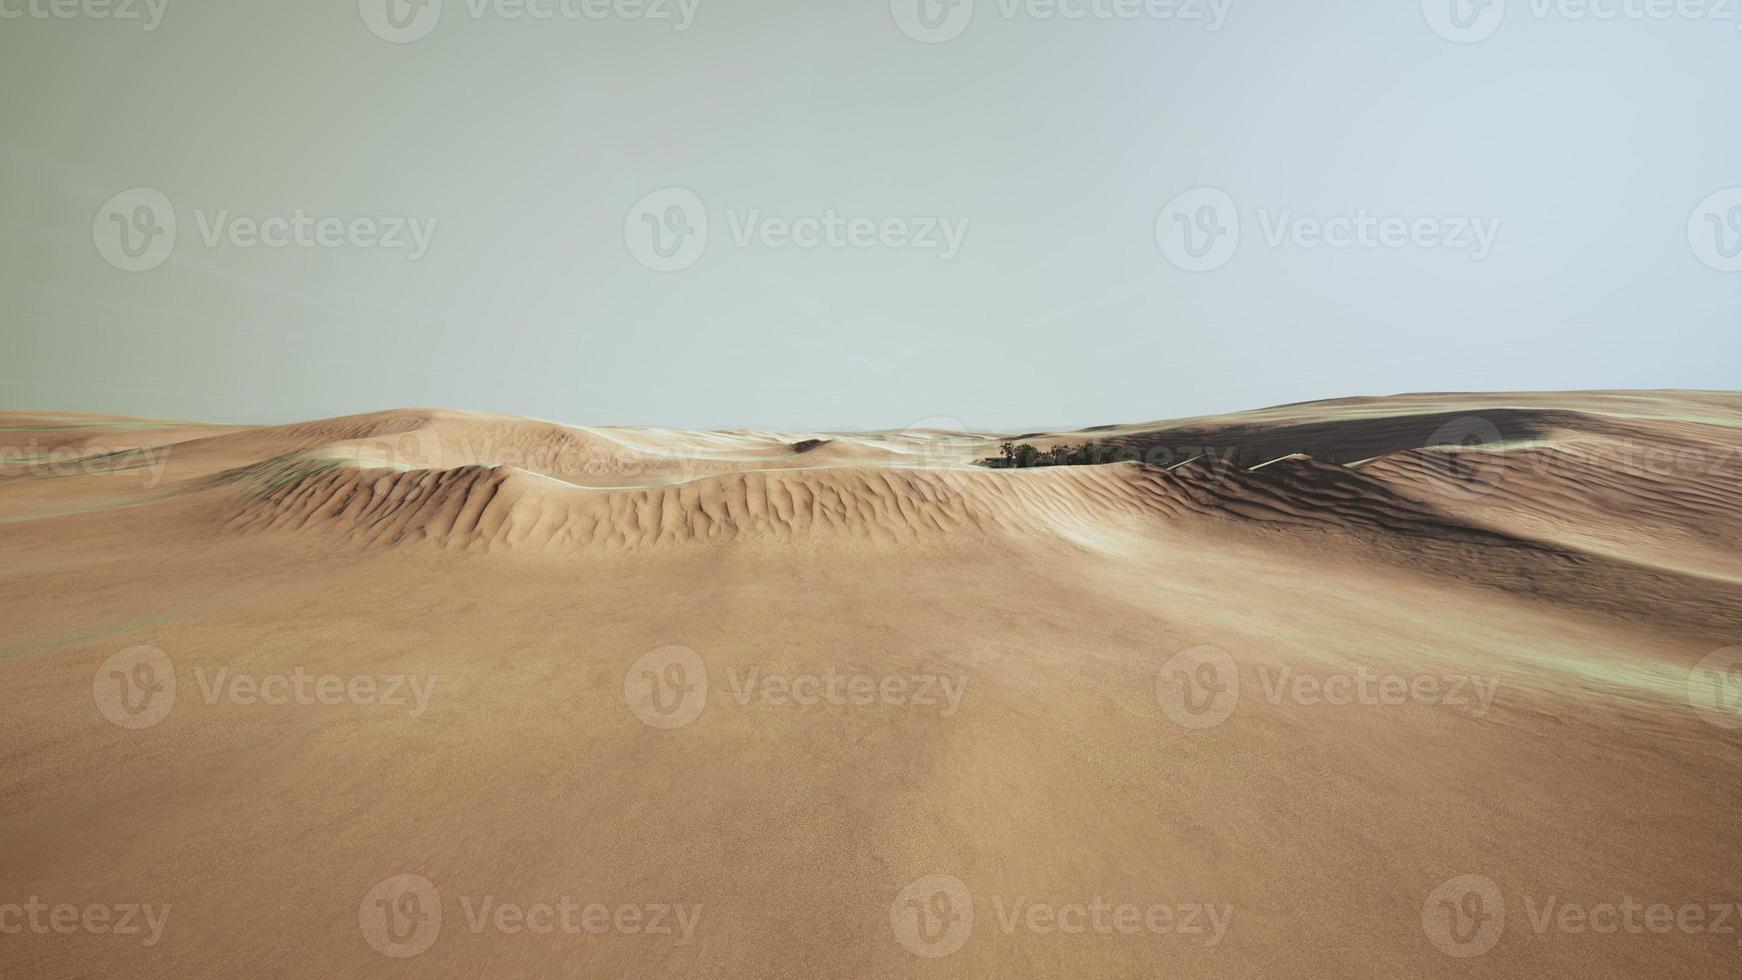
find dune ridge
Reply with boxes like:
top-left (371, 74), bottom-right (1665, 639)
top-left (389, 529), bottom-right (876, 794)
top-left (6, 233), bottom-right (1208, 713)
top-left (151, 404), bottom-right (1738, 637)
top-left (8, 394), bottom-right (1734, 579)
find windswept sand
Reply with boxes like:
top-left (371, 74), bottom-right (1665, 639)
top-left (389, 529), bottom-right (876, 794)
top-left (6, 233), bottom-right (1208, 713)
top-left (1, 392), bottom-right (1739, 978)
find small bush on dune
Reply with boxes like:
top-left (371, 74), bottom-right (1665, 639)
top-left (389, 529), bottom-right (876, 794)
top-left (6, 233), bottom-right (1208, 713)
top-left (988, 441), bottom-right (1140, 468)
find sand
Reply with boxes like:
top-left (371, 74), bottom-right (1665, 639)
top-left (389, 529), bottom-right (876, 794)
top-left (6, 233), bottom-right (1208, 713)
top-left (1, 391), bottom-right (1739, 977)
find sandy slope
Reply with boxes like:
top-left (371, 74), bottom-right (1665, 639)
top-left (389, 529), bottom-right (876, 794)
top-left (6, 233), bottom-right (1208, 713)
top-left (1, 391), bottom-right (1739, 978)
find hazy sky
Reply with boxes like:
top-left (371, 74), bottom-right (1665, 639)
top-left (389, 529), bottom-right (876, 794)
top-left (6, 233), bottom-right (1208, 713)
top-left (2, 0), bottom-right (1738, 430)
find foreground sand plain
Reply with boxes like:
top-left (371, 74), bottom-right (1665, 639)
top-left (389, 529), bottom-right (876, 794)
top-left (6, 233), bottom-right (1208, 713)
top-left (1, 391), bottom-right (1739, 977)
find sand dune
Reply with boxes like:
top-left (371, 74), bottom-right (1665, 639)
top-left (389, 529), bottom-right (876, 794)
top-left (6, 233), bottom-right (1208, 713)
top-left (1, 391), bottom-right (1738, 978)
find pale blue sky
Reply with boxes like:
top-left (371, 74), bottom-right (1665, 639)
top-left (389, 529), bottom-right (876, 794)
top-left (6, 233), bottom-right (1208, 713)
top-left (2, 0), bottom-right (1737, 430)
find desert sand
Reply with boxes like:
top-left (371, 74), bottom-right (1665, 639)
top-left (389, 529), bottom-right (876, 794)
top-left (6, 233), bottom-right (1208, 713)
top-left (1, 391), bottom-right (1739, 978)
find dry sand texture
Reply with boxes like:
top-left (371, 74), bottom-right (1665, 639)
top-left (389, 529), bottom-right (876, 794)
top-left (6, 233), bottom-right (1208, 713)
top-left (1, 391), bottom-right (1740, 977)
